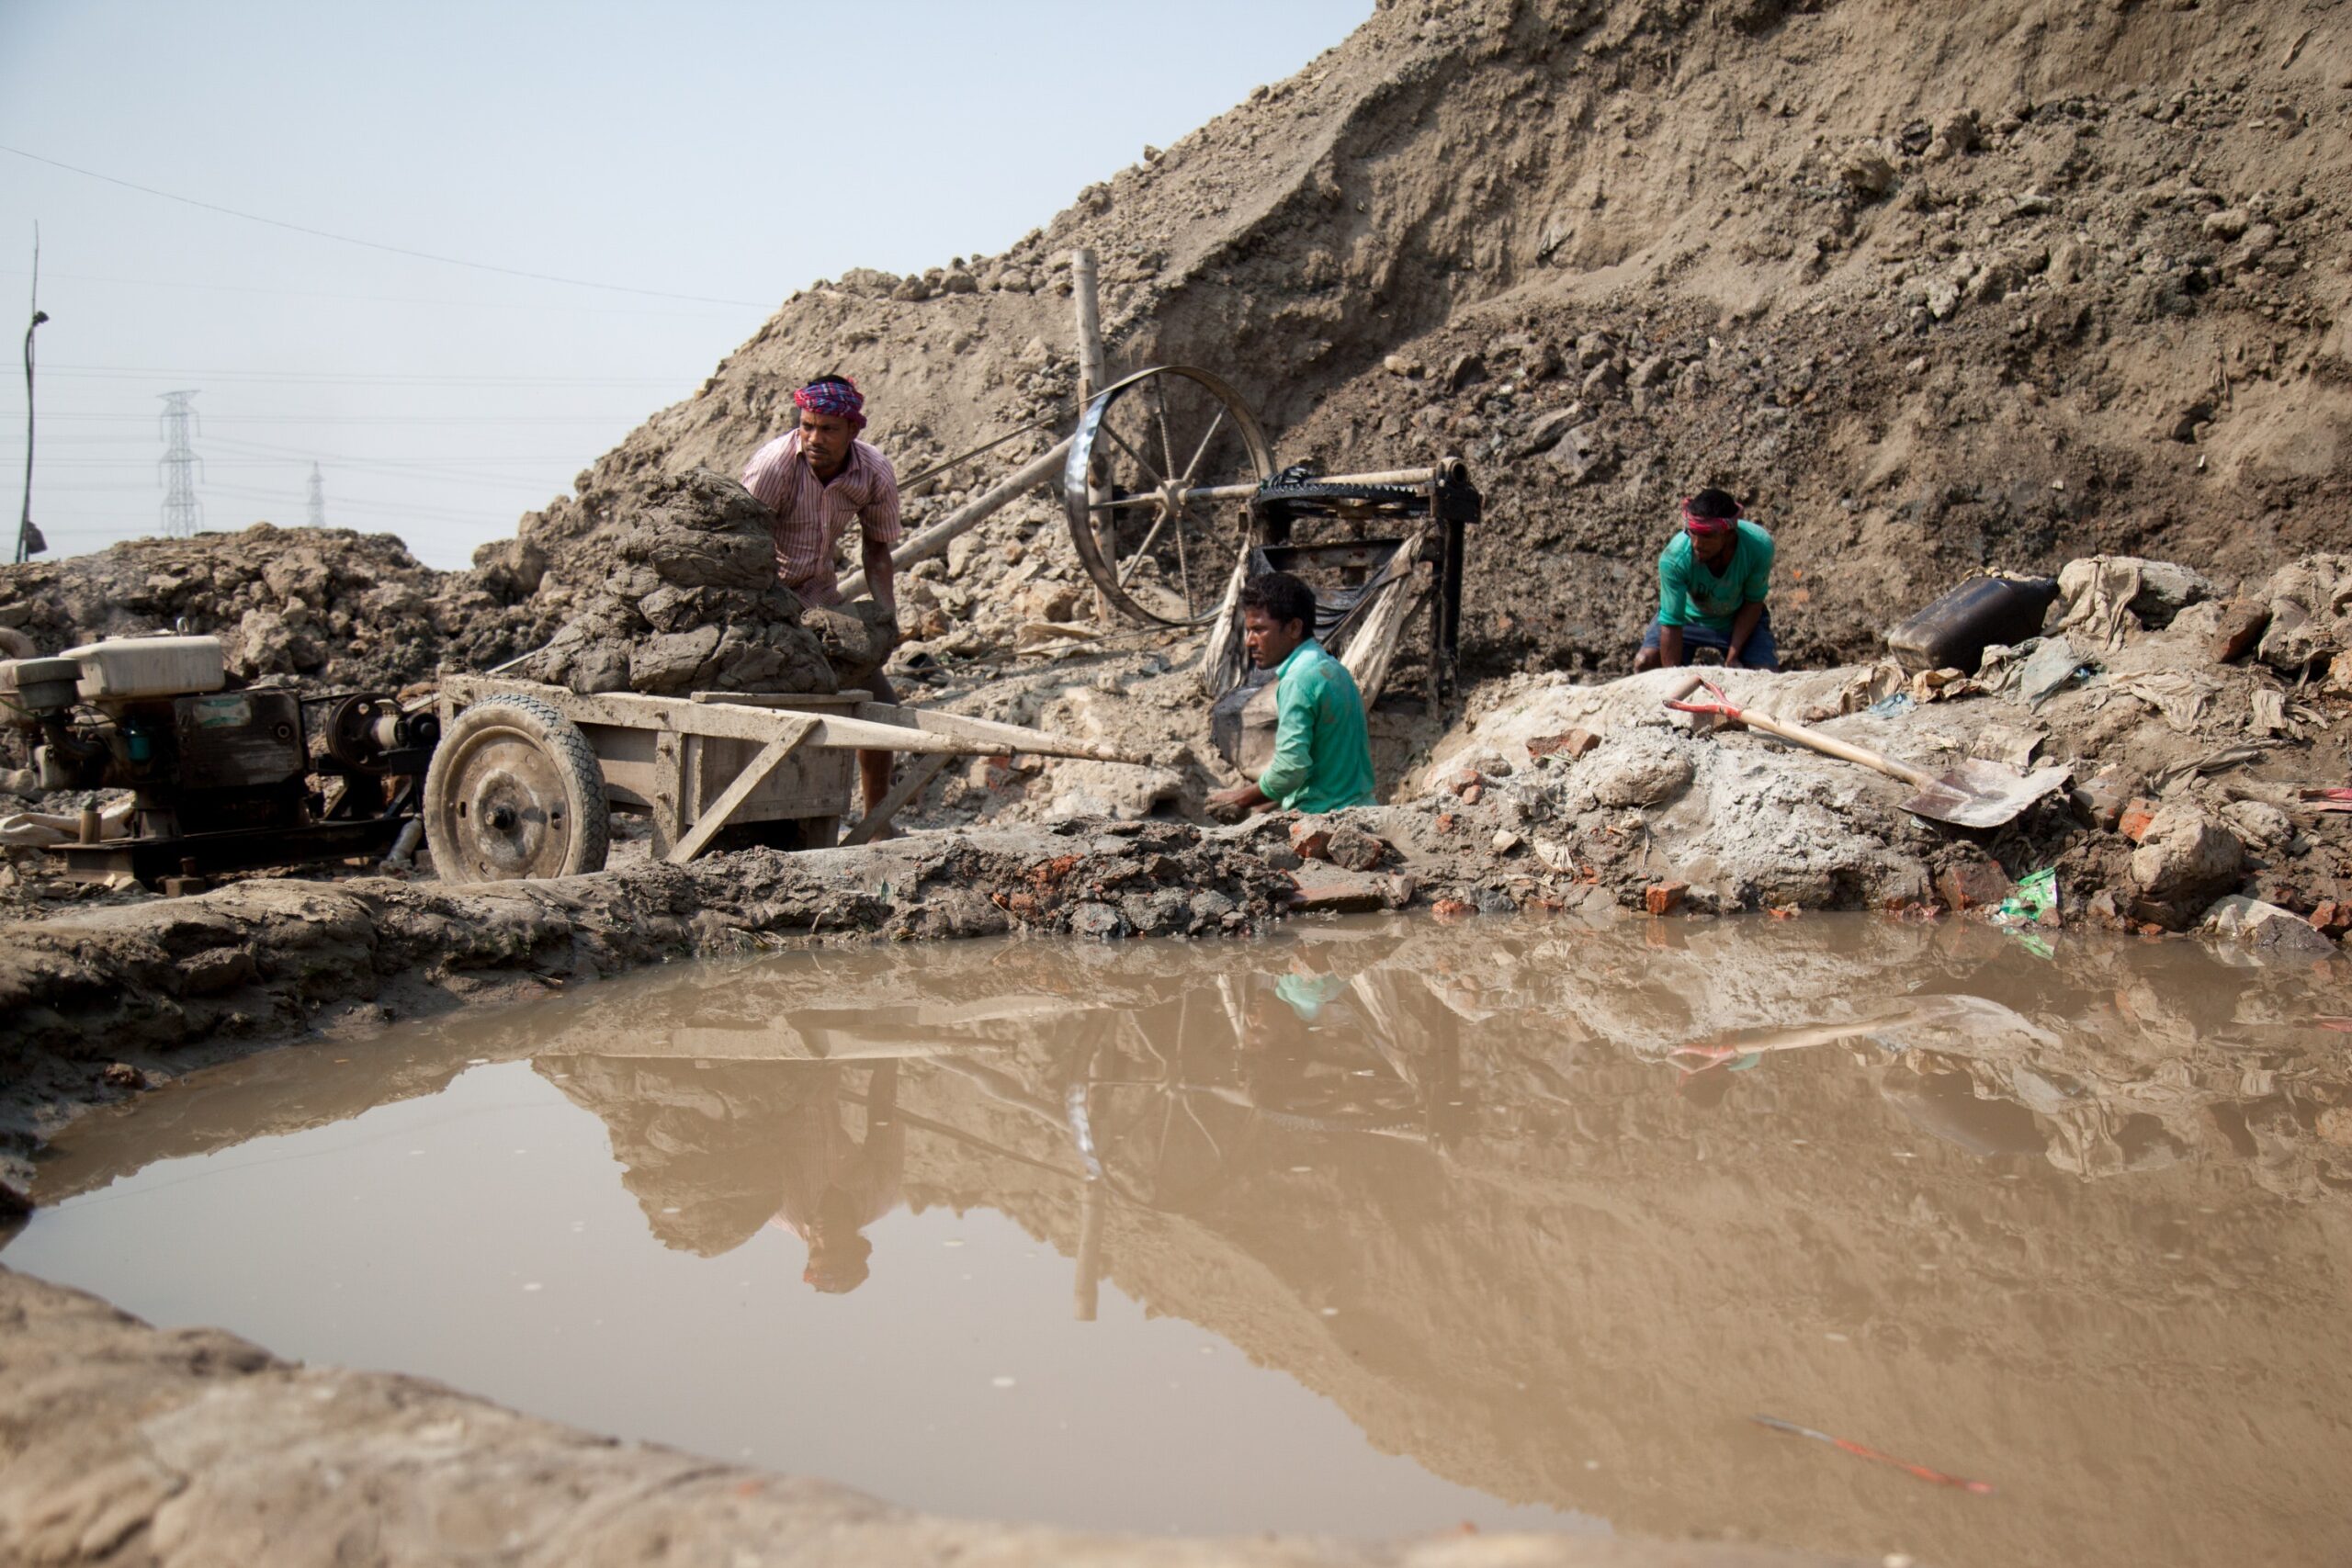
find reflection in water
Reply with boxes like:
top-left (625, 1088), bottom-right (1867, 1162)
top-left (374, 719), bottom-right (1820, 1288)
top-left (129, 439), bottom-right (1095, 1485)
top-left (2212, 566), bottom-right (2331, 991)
top-left (15, 915), bottom-right (2352, 1566)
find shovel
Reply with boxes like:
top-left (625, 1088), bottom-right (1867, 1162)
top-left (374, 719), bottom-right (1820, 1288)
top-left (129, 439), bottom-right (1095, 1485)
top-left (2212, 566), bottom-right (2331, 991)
top-left (1665, 678), bottom-right (2072, 829)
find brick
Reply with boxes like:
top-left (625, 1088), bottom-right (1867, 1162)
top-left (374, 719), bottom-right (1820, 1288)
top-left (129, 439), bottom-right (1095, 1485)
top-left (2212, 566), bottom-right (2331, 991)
top-left (2118, 800), bottom-right (2161, 843)
top-left (1289, 821), bottom-right (1333, 862)
top-left (2207, 598), bottom-right (2270, 664)
top-left (1644, 880), bottom-right (1689, 917)
top-left (1933, 853), bottom-right (2012, 911)
top-left (1288, 874), bottom-right (1388, 915)
top-left (1526, 728), bottom-right (1601, 761)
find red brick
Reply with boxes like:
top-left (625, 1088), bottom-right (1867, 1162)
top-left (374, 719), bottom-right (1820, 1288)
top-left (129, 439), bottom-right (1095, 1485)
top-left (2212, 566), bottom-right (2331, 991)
top-left (1644, 881), bottom-right (1689, 917)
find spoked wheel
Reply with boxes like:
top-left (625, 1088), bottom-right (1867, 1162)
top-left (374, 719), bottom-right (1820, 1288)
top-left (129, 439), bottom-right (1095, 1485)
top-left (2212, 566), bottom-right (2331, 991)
top-left (422, 695), bottom-right (609, 883)
top-left (1064, 365), bottom-right (1273, 627)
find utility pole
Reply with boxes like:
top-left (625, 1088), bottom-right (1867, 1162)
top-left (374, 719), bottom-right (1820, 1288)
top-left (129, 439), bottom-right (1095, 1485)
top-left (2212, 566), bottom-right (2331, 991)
top-left (15, 224), bottom-right (48, 564)
top-left (157, 389), bottom-right (202, 539)
top-left (306, 462), bottom-right (325, 528)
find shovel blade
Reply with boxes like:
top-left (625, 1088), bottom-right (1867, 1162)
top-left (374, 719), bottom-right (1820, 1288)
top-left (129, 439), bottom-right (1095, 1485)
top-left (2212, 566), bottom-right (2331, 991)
top-left (1901, 761), bottom-right (2073, 829)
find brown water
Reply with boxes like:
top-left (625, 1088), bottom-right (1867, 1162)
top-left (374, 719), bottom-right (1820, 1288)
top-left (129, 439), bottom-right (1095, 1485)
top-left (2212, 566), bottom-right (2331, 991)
top-left (10, 914), bottom-right (2352, 1562)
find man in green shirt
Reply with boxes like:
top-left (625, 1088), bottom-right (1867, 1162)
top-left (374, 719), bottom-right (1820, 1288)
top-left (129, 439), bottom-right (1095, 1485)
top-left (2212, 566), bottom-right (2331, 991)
top-left (1207, 571), bottom-right (1378, 816)
top-left (1633, 488), bottom-right (1781, 671)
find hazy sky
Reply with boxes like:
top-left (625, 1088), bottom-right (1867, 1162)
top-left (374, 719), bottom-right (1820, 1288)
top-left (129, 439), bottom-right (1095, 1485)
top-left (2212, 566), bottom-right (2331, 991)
top-left (0, 1), bottom-right (1373, 570)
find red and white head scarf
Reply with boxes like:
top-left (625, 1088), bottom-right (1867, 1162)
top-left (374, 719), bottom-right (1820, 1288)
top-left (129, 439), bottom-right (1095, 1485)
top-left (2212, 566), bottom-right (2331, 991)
top-left (794, 377), bottom-right (865, 429)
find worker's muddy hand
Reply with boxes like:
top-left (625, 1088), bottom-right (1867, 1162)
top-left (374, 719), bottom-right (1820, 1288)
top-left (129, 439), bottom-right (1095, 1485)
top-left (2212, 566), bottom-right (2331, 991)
top-left (1205, 780), bottom-right (1267, 824)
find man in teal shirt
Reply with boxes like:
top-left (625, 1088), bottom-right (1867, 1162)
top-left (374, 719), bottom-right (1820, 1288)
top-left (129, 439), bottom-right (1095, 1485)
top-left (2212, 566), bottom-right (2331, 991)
top-left (1633, 488), bottom-right (1780, 671)
top-left (1207, 572), bottom-right (1378, 816)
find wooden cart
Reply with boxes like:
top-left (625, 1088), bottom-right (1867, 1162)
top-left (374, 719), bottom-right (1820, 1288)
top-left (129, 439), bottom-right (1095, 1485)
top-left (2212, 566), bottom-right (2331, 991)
top-left (424, 675), bottom-right (1143, 883)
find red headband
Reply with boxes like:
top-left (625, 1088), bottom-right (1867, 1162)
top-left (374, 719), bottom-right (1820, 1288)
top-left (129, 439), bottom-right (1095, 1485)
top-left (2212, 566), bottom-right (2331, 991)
top-left (1681, 498), bottom-right (1735, 536)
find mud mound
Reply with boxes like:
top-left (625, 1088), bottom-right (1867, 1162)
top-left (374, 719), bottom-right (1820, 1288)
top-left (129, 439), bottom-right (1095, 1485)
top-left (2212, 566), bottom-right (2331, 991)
top-left (0, 524), bottom-right (526, 690)
top-left (504, 465), bottom-right (833, 696)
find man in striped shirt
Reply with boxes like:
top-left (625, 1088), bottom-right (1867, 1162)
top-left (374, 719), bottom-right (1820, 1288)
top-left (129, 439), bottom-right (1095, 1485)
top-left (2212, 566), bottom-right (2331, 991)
top-left (741, 375), bottom-right (905, 818)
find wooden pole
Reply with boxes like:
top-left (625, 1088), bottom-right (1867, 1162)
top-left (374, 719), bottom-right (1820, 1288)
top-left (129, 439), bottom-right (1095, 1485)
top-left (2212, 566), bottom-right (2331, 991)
top-left (835, 435), bottom-right (1071, 602)
top-left (1070, 248), bottom-right (1113, 625)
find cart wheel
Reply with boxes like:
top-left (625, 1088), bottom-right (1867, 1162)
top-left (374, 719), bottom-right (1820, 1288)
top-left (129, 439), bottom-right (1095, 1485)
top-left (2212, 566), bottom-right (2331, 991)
top-left (422, 695), bottom-right (609, 882)
top-left (1064, 365), bottom-right (1273, 627)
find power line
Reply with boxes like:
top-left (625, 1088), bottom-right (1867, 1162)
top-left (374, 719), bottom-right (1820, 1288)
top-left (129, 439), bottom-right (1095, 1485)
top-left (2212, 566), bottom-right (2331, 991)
top-left (0, 144), bottom-right (769, 309)
top-left (3, 410), bottom-right (644, 425)
top-left (42, 364), bottom-right (686, 387)
top-left (306, 462), bottom-right (325, 528)
top-left (0, 266), bottom-right (742, 319)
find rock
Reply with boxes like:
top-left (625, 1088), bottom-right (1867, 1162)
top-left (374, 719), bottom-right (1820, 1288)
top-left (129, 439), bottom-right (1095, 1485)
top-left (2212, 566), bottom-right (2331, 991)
top-left (1492, 829), bottom-right (1522, 854)
top-left (1580, 361), bottom-right (1624, 398)
top-left (1644, 881), bottom-right (1688, 916)
top-left (1544, 425), bottom-right (1618, 484)
top-left (2118, 799), bottom-right (2160, 843)
top-left (177, 947), bottom-right (256, 997)
top-left (2130, 806), bottom-right (2245, 922)
top-left (1067, 901), bottom-right (1128, 941)
top-left (1928, 107), bottom-right (1980, 159)
top-left (1628, 354), bottom-right (1671, 390)
top-left (1519, 408), bottom-right (1580, 456)
top-left (100, 1062), bottom-right (147, 1089)
top-left (1325, 824), bottom-right (1387, 872)
top-left (1041, 761), bottom-right (1185, 821)
top-left (1839, 147), bottom-right (1898, 198)
top-left (2201, 208), bottom-right (2252, 241)
top-left (2307, 901), bottom-right (2352, 938)
top-left (1526, 728), bottom-right (1601, 761)
top-left (1118, 887), bottom-right (1193, 936)
top-left (2200, 896), bottom-right (2335, 956)
top-left (938, 269), bottom-right (980, 295)
top-left (2222, 799), bottom-right (2291, 848)
top-left (1290, 820), bottom-right (1333, 861)
top-left (1383, 354), bottom-right (1423, 378)
top-left (1188, 888), bottom-right (1238, 923)
top-left (1443, 351), bottom-right (1488, 391)
top-left (1574, 333), bottom-right (1616, 368)
top-left (1586, 747), bottom-right (1693, 808)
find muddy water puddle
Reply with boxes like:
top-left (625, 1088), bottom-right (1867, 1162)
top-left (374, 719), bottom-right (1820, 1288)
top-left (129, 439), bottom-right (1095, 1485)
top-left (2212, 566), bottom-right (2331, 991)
top-left (10, 915), bottom-right (2352, 1562)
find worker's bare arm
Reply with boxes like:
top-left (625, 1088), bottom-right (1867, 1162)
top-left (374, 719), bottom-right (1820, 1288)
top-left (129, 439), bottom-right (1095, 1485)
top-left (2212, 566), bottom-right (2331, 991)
top-left (862, 534), bottom-right (898, 624)
top-left (1725, 602), bottom-right (1765, 668)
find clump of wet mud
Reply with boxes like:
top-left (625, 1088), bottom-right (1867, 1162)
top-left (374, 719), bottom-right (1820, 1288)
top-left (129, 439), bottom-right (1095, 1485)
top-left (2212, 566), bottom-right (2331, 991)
top-left (503, 465), bottom-right (835, 697)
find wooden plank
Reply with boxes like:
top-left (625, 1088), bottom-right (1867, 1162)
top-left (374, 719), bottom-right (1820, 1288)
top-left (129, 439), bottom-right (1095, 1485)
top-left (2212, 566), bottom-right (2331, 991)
top-left (690, 689), bottom-right (872, 706)
top-left (840, 752), bottom-right (952, 847)
top-left (848, 702), bottom-right (1153, 764)
top-left (651, 731), bottom-right (684, 849)
top-left (664, 716), bottom-right (815, 863)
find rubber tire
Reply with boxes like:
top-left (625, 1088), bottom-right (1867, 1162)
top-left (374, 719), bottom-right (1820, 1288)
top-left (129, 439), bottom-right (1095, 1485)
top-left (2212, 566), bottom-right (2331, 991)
top-left (422, 694), bottom-right (609, 883)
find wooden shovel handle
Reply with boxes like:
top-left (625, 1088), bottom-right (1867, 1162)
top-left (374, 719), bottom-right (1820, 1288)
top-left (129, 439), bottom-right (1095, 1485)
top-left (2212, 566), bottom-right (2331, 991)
top-left (1733, 707), bottom-right (1939, 789)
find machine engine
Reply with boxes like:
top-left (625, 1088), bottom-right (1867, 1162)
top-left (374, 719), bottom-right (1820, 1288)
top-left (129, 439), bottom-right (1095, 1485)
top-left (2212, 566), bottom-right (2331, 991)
top-left (0, 636), bottom-right (438, 887)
